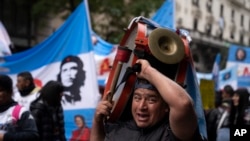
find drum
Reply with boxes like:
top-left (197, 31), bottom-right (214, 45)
top-left (103, 16), bottom-right (192, 122)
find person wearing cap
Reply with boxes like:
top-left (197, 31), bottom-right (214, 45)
top-left (90, 59), bottom-right (203, 141)
top-left (0, 74), bottom-right (39, 141)
top-left (57, 55), bottom-right (86, 105)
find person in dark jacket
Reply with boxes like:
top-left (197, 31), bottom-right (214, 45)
top-left (30, 80), bottom-right (66, 141)
top-left (206, 85), bottom-right (234, 141)
top-left (0, 74), bottom-right (39, 141)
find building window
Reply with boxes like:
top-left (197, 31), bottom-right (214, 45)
top-left (217, 28), bottom-right (223, 39)
top-left (205, 23), bottom-right (212, 35)
top-left (230, 23), bottom-right (235, 40)
top-left (249, 19), bottom-right (250, 31)
top-left (177, 18), bottom-right (183, 28)
top-left (231, 10), bottom-right (235, 22)
top-left (241, 14), bottom-right (244, 27)
top-left (193, 18), bottom-right (198, 30)
top-left (240, 33), bottom-right (244, 44)
top-left (192, 0), bottom-right (199, 7)
top-left (217, 17), bottom-right (224, 39)
top-left (230, 32), bottom-right (234, 39)
top-left (220, 4), bottom-right (224, 17)
top-left (0, 0), bottom-right (33, 49)
top-left (240, 28), bottom-right (244, 44)
top-left (206, 0), bottom-right (212, 12)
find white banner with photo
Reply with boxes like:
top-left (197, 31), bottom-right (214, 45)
top-left (227, 44), bottom-right (250, 89)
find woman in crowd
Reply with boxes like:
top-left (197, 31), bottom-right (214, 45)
top-left (230, 88), bottom-right (250, 127)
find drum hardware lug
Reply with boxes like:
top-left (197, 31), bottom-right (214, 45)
top-left (135, 38), bottom-right (148, 46)
top-left (133, 49), bottom-right (145, 59)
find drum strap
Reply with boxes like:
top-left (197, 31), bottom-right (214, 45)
top-left (114, 64), bottom-right (141, 93)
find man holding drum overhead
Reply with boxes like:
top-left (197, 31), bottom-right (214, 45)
top-left (90, 59), bottom-right (204, 141)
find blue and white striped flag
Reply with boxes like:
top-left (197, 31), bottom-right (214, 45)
top-left (0, 21), bottom-right (12, 56)
top-left (212, 53), bottom-right (221, 91)
top-left (151, 0), bottom-right (175, 29)
top-left (0, 1), bottom-right (100, 139)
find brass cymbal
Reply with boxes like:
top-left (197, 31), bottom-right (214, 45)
top-left (148, 28), bottom-right (185, 64)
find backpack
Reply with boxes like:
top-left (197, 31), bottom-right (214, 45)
top-left (12, 104), bottom-right (22, 123)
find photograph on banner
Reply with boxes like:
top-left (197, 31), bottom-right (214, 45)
top-left (227, 45), bottom-right (250, 88)
top-left (69, 114), bottom-right (90, 141)
top-left (218, 65), bottom-right (238, 90)
top-left (56, 54), bottom-right (100, 109)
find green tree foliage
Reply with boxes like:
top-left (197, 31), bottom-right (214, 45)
top-left (31, 0), bottom-right (163, 44)
top-left (88, 0), bottom-right (163, 43)
top-left (32, 0), bottom-right (82, 28)
top-left (32, 0), bottom-right (82, 19)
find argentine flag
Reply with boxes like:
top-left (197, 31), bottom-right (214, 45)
top-left (151, 0), bottom-right (175, 29)
top-left (0, 1), bottom-right (100, 139)
top-left (212, 53), bottom-right (221, 91)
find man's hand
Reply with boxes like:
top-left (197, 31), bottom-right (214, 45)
top-left (94, 92), bottom-right (113, 123)
top-left (0, 133), bottom-right (4, 141)
top-left (135, 59), bottom-right (152, 79)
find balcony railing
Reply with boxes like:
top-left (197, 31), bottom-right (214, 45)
top-left (228, 0), bottom-right (250, 10)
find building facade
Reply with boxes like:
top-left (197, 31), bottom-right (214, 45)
top-left (175, 0), bottom-right (250, 72)
top-left (1, 0), bottom-right (249, 72)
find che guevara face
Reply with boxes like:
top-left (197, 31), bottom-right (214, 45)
top-left (60, 62), bottom-right (78, 87)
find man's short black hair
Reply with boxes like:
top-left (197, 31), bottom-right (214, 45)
top-left (17, 71), bottom-right (34, 83)
top-left (0, 74), bottom-right (13, 94)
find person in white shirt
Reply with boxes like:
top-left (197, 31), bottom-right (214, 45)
top-left (15, 72), bottom-right (40, 110)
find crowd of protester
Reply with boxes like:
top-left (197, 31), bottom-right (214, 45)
top-left (0, 72), bottom-right (89, 141)
top-left (1, 69), bottom-right (250, 141)
top-left (205, 85), bottom-right (250, 141)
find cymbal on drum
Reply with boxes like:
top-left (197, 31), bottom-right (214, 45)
top-left (148, 28), bottom-right (185, 64)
